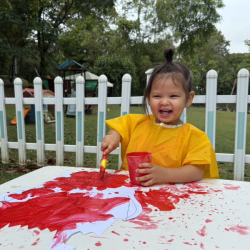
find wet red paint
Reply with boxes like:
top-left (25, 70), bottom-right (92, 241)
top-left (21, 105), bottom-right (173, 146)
top-left (0, 170), bottom-right (243, 248)
top-left (225, 225), bottom-right (250, 235)
top-left (33, 230), bottom-right (40, 235)
top-left (112, 231), bottom-right (120, 235)
top-left (124, 239), bottom-right (128, 241)
top-left (223, 184), bottom-right (240, 190)
top-left (95, 241), bottom-right (102, 246)
top-left (31, 238), bottom-right (40, 246)
top-left (200, 243), bottom-right (205, 249)
top-left (184, 242), bottom-right (192, 245)
top-left (0, 171), bottom-right (131, 233)
top-left (205, 219), bottom-right (212, 223)
top-left (197, 226), bottom-right (206, 236)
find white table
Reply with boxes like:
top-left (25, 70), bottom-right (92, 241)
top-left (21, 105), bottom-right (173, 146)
top-left (0, 166), bottom-right (250, 250)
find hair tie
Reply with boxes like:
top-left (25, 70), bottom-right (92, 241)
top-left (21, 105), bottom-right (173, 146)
top-left (164, 49), bottom-right (174, 64)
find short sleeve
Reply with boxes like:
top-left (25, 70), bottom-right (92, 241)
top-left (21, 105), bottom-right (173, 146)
top-left (182, 127), bottom-right (219, 179)
top-left (105, 114), bottom-right (147, 160)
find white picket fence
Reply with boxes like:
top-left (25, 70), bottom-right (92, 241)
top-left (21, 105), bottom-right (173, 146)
top-left (0, 69), bottom-right (249, 181)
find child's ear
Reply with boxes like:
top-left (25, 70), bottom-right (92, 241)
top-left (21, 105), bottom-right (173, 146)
top-left (186, 91), bottom-right (195, 107)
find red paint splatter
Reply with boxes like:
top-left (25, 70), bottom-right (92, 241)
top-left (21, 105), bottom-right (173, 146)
top-left (111, 231), bottom-right (120, 235)
top-left (95, 241), bottom-right (102, 246)
top-left (143, 241), bottom-right (146, 244)
top-left (0, 171), bottom-right (131, 233)
top-left (0, 171), bottom-right (238, 248)
top-left (184, 242), bottom-right (192, 245)
top-left (197, 226), bottom-right (206, 236)
top-left (205, 219), bottom-right (212, 223)
top-left (225, 225), bottom-right (250, 235)
top-left (124, 239), bottom-right (129, 241)
top-left (200, 242), bottom-right (205, 249)
top-left (31, 238), bottom-right (40, 246)
top-left (184, 183), bottom-right (205, 189)
top-left (33, 230), bottom-right (40, 235)
top-left (223, 184), bottom-right (240, 190)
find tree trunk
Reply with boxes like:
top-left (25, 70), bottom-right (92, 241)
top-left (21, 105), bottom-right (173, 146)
top-left (226, 78), bottom-right (237, 110)
top-left (8, 56), bottom-right (15, 85)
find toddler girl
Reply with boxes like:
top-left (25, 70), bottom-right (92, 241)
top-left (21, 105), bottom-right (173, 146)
top-left (101, 48), bottom-right (219, 186)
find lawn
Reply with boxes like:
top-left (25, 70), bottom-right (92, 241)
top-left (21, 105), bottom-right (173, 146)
top-left (1, 103), bottom-right (250, 184)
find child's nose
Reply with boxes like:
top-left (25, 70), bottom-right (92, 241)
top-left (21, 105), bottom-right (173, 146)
top-left (161, 98), bottom-right (170, 105)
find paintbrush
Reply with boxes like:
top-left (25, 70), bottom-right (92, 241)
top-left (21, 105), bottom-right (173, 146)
top-left (99, 151), bottom-right (109, 180)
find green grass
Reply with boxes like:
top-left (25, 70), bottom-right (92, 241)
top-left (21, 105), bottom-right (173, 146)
top-left (1, 104), bottom-right (250, 184)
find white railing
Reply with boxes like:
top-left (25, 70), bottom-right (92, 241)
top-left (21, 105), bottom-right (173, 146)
top-left (0, 69), bottom-right (249, 181)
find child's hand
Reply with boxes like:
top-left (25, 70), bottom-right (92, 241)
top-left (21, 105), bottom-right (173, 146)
top-left (136, 164), bottom-right (205, 186)
top-left (101, 130), bottom-right (121, 155)
top-left (136, 163), bottom-right (168, 186)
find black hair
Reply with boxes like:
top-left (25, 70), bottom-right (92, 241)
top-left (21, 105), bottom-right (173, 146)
top-left (142, 48), bottom-right (193, 116)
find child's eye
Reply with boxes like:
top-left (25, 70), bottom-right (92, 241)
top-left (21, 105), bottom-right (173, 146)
top-left (154, 95), bottom-right (161, 98)
top-left (171, 95), bottom-right (178, 98)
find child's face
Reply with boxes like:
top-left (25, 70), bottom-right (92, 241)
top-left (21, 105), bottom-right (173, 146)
top-left (148, 75), bottom-right (194, 125)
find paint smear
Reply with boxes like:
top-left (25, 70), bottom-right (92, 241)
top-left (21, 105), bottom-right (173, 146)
top-left (95, 241), bottom-right (102, 246)
top-left (0, 171), bottom-right (243, 248)
top-left (223, 184), bottom-right (240, 190)
top-left (205, 219), bottom-right (212, 223)
top-left (225, 225), bottom-right (250, 235)
top-left (197, 226), bottom-right (206, 237)
top-left (112, 231), bottom-right (120, 236)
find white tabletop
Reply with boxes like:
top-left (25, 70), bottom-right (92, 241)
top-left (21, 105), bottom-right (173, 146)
top-left (0, 166), bottom-right (250, 250)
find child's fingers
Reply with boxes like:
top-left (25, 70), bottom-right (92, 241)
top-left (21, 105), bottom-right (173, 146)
top-left (136, 174), bottom-right (151, 183)
top-left (138, 163), bottom-right (153, 169)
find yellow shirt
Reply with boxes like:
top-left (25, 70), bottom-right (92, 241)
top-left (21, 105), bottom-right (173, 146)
top-left (106, 114), bottom-right (219, 179)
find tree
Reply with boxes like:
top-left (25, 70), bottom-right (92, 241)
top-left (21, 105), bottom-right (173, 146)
top-left (94, 54), bottom-right (138, 96)
top-left (0, 0), bottom-right (35, 83)
top-left (181, 30), bottom-right (230, 94)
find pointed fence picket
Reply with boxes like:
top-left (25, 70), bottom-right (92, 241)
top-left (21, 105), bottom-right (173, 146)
top-left (0, 69), bottom-right (249, 181)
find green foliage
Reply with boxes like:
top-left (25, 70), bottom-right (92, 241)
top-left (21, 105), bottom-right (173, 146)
top-left (94, 54), bottom-right (138, 96)
top-left (181, 30), bottom-right (230, 94)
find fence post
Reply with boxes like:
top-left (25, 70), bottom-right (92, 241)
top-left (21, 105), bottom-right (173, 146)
top-left (234, 68), bottom-right (249, 181)
top-left (75, 76), bottom-right (85, 167)
top-left (34, 77), bottom-right (45, 166)
top-left (180, 108), bottom-right (187, 124)
top-left (145, 68), bottom-right (153, 85)
top-left (121, 74), bottom-right (131, 116)
top-left (54, 76), bottom-right (64, 166)
top-left (119, 74), bottom-right (132, 169)
top-left (0, 79), bottom-right (9, 163)
top-left (14, 78), bottom-right (26, 165)
top-left (96, 75), bottom-right (107, 168)
top-left (205, 70), bottom-right (218, 149)
top-left (145, 69), bottom-right (153, 115)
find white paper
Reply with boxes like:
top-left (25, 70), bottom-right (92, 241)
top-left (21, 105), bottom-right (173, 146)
top-left (0, 171), bottom-right (142, 250)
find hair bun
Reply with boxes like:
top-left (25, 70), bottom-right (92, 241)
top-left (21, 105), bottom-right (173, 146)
top-left (164, 48), bottom-right (174, 63)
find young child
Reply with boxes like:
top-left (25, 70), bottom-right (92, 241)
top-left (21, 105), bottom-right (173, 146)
top-left (101, 48), bottom-right (219, 186)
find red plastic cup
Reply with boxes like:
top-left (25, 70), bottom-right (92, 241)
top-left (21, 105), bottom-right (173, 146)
top-left (126, 152), bottom-right (152, 185)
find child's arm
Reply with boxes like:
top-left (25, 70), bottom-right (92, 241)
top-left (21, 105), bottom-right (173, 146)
top-left (101, 129), bottom-right (121, 155)
top-left (136, 164), bottom-right (206, 186)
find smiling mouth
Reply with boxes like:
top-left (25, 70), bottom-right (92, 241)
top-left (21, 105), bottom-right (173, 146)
top-left (159, 110), bottom-right (172, 114)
